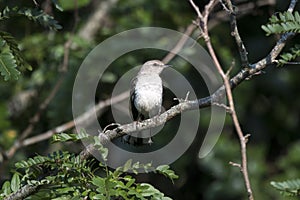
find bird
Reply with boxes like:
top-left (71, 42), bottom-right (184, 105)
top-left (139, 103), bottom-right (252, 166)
top-left (125, 60), bottom-right (170, 145)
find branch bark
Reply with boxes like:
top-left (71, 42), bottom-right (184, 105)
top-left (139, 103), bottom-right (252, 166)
top-left (187, 0), bottom-right (297, 199)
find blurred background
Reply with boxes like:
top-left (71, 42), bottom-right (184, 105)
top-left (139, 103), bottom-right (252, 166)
top-left (0, 0), bottom-right (299, 199)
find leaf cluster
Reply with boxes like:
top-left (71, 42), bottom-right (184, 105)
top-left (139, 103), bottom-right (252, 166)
top-left (0, 33), bottom-right (21, 81)
top-left (0, 131), bottom-right (178, 199)
top-left (261, 11), bottom-right (300, 35)
top-left (92, 159), bottom-right (175, 200)
top-left (277, 44), bottom-right (300, 66)
top-left (261, 11), bottom-right (300, 66)
top-left (0, 6), bottom-right (62, 81)
top-left (0, 6), bottom-right (62, 30)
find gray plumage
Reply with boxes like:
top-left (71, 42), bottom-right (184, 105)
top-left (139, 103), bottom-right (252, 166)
top-left (127, 60), bottom-right (169, 145)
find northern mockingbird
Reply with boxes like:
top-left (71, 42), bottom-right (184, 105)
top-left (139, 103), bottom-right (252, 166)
top-left (125, 60), bottom-right (170, 145)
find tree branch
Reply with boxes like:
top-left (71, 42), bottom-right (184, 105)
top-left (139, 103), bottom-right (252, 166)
top-left (187, 0), bottom-right (297, 199)
top-left (208, 0), bottom-right (276, 29)
top-left (223, 0), bottom-right (249, 67)
top-left (78, 0), bottom-right (119, 41)
top-left (4, 185), bottom-right (39, 200)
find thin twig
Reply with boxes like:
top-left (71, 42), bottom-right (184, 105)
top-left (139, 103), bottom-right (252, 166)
top-left (224, 0), bottom-right (249, 67)
top-left (189, 0), bottom-right (203, 18)
top-left (208, 0), bottom-right (276, 29)
top-left (189, 0), bottom-right (254, 199)
top-left (229, 161), bottom-right (241, 168)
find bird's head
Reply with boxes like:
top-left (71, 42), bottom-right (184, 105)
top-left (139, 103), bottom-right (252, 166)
top-left (139, 60), bottom-right (170, 75)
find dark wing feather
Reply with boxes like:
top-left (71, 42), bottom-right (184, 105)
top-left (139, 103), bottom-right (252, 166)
top-left (130, 77), bottom-right (139, 121)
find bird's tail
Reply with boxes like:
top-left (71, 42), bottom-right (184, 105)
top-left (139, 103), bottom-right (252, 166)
top-left (122, 129), bottom-right (153, 146)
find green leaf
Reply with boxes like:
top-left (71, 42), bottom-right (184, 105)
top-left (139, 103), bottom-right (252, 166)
top-left (125, 176), bottom-right (135, 188)
top-left (53, 130), bottom-right (91, 143)
top-left (278, 44), bottom-right (300, 66)
top-left (0, 51), bottom-right (20, 81)
top-left (1, 181), bottom-right (11, 196)
top-left (18, 8), bottom-right (62, 30)
top-left (92, 177), bottom-right (105, 188)
top-left (262, 11), bottom-right (300, 35)
top-left (156, 165), bottom-right (178, 182)
top-left (78, 129), bottom-right (90, 140)
top-left (51, 0), bottom-right (64, 11)
top-left (93, 136), bottom-right (108, 161)
top-left (0, 6), bottom-right (62, 30)
top-left (92, 194), bottom-right (106, 199)
top-left (270, 179), bottom-right (300, 196)
top-left (138, 183), bottom-right (165, 198)
top-left (10, 173), bottom-right (20, 192)
top-left (0, 7), bottom-right (11, 20)
top-left (15, 155), bottom-right (49, 168)
top-left (0, 31), bottom-right (31, 71)
top-left (123, 159), bottom-right (132, 172)
top-left (52, 132), bottom-right (74, 142)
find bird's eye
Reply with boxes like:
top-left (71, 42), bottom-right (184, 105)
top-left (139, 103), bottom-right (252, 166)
top-left (153, 63), bottom-right (159, 66)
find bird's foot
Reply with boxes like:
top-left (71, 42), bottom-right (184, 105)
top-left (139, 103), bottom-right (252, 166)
top-left (174, 91), bottom-right (190, 103)
top-left (147, 137), bottom-right (153, 145)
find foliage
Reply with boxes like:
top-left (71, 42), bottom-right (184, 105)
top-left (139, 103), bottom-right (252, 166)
top-left (270, 179), bottom-right (300, 197)
top-left (0, 36), bottom-right (20, 81)
top-left (0, 6), bottom-right (61, 81)
top-left (0, 6), bottom-right (62, 30)
top-left (277, 44), bottom-right (300, 66)
top-left (0, 131), bottom-right (177, 199)
top-left (262, 11), bottom-right (300, 66)
top-left (261, 11), bottom-right (300, 36)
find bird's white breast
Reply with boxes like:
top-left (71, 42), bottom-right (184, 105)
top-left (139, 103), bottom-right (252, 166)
top-left (134, 74), bottom-right (163, 117)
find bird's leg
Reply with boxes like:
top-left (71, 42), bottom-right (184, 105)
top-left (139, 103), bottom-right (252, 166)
top-left (136, 114), bottom-right (146, 145)
top-left (147, 107), bottom-right (162, 145)
top-left (148, 128), bottom-right (153, 144)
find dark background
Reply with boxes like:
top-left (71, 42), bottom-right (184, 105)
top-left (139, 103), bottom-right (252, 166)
top-left (0, 0), bottom-right (299, 199)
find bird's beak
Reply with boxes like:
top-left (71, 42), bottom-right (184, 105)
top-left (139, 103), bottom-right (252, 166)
top-left (164, 64), bottom-right (172, 68)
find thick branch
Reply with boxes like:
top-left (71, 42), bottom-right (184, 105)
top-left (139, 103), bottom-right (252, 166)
top-left (78, 0), bottom-right (119, 41)
top-left (4, 185), bottom-right (39, 200)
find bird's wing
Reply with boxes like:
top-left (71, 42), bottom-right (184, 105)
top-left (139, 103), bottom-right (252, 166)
top-left (130, 77), bottom-right (139, 121)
